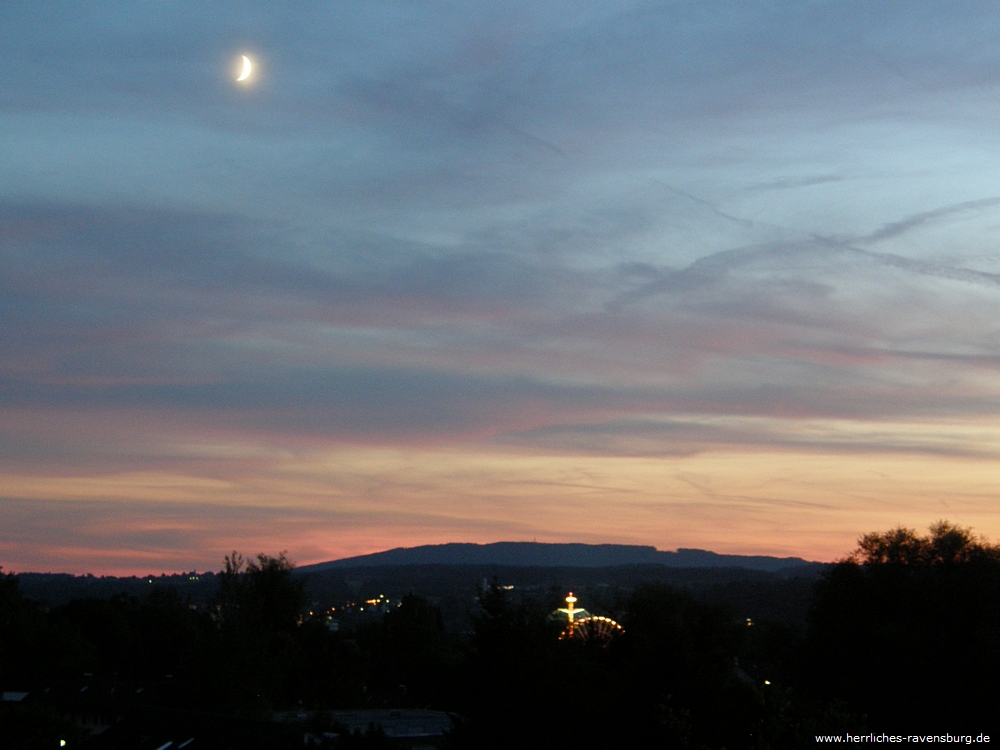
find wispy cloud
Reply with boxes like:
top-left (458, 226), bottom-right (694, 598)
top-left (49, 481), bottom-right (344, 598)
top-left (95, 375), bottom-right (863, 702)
top-left (5, 1), bottom-right (1000, 571)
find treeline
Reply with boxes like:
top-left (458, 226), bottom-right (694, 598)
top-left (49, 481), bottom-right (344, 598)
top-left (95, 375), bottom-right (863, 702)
top-left (14, 571), bottom-right (220, 608)
top-left (2, 523), bottom-right (999, 747)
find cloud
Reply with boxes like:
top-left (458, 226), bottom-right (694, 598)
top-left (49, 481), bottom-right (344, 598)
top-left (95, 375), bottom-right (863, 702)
top-left (6, 1), bottom-right (1000, 569)
top-left (500, 414), bottom-right (1000, 460)
top-left (861, 198), bottom-right (1000, 244)
top-left (5, 190), bottom-right (1000, 449)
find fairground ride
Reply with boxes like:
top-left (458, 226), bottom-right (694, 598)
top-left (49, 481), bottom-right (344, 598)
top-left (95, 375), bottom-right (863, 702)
top-left (551, 592), bottom-right (624, 645)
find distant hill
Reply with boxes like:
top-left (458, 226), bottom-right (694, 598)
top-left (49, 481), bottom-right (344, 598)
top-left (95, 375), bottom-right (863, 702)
top-left (297, 542), bottom-right (823, 575)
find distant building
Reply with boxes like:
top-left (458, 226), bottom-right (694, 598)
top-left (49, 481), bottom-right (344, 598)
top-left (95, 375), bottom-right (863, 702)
top-left (333, 708), bottom-right (452, 737)
top-left (297, 709), bottom-right (455, 748)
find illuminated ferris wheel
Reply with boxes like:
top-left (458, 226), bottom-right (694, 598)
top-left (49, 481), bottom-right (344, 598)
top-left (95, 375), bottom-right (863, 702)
top-left (552, 592), bottom-right (624, 645)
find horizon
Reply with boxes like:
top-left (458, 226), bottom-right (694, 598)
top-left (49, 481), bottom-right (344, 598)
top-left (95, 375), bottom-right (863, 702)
top-left (8, 538), bottom-right (826, 578)
top-left (4, 2), bottom-right (1000, 576)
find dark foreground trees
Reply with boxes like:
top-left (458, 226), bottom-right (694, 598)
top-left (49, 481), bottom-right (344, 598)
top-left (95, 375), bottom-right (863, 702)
top-left (804, 522), bottom-right (1000, 730)
top-left (4, 525), bottom-right (1000, 747)
top-left (213, 552), bottom-right (308, 715)
top-left (453, 582), bottom-right (856, 749)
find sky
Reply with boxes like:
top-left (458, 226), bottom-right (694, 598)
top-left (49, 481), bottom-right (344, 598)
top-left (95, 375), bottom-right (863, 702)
top-left (4, 1), bottom-right (1000, 575)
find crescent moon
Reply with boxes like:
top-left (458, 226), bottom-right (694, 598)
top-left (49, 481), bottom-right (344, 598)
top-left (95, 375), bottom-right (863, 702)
top-left (236, 55), bottom-right (252, 82)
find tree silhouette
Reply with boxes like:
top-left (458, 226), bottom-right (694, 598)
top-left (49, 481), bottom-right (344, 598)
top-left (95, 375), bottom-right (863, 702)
top-left (214, 552), bottom-right (308, 715)
top-left (806, 522), bottom-right (1000, 728)
top-left (218, 552), bottom-right (305, 634)
top-left (850, 521), bottom-right (1000, 567)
